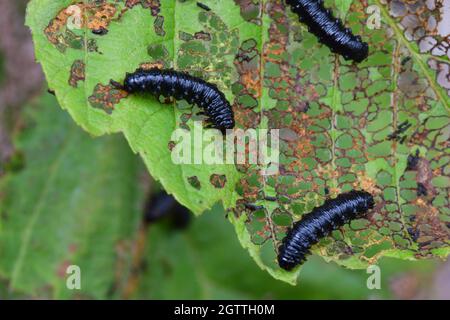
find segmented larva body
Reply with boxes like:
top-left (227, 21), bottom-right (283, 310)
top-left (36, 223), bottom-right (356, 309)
top-left (285, 0), bottom-right (369, 63)
top-left (122, 68), bottom-right (235, 130)
top-left (278, 190), bottom-right (374, 270)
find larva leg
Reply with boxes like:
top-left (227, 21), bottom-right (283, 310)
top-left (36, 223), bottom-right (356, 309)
top-left (162, 96), bottom-right (175, 104)
top-left (110, 79), bottom-right (125, 90)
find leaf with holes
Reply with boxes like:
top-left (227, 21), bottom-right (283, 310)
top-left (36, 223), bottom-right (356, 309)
top-left (26, 0), bottom-right (450, 284)
top-left (26, 0), bottom-right (240, 214)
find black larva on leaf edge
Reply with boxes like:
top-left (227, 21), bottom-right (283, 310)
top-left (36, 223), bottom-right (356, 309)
top-left (285, 0), bottom-right (369, 63)
top-left (112, 68), bottom-right (235, 131)
top-left (277, 190), bottom-right (374, 270)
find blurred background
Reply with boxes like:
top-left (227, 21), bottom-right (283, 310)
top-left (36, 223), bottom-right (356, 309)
top-left (0, 0), bottom-right (449, 300)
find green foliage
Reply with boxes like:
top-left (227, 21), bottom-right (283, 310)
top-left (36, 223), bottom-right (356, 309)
top-left (0, 94), bottom-right (143, 298)
top-left (23, 0), bottom-right (450, 284)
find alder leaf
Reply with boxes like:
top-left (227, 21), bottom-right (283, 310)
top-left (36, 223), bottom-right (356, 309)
top-left (25, 0), bottom-right (450, 283)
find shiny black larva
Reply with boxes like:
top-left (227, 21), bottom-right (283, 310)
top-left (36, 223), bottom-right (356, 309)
top-left (114, 68), bottom-right (235, 131)
top-left (278, 190), bottom-right (374, 270)
top-left (285, 0), bottom-right (369, 63)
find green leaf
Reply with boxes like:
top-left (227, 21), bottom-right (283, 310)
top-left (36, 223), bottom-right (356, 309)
top-left (26, 0), bottom-right (450, 284)
top-left (0, 93), bottom-right (143, 298)
top-left (25, 0), bottom-right (240, 215)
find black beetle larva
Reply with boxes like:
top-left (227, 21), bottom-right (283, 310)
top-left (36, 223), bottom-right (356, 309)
top-left (278, 190), bottom-right (374, 270)
top-left (112, 68), bottom-right (235, 131)
top-left (285, 0), bottom-right (369, 63)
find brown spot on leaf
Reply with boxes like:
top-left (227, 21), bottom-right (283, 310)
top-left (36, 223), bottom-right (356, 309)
top-left (187, 176), bottom-right (201, 190)
top-left (69, 60), bottom-right (85, 88)
top-left (233, 38), bottom-right (261, 129)
top-left (126, 0), bottom-right (160, 16)
top-left (88, 83), bottom-right (128, 114)
top-left (210, 174), bottom-right (227, 188)
top-left (406, 152), bottom-right (437, 198)
top-left (194, 31), bottom-right (212, 41)
top-left (234, 0), bottom-right (262, 25)
top-left (413, 198), bottom-right (449, 250)
top-left (234, 38), bottom-right (261, 99)
top-left (168, 141), bottom-right (176, 152)
top-left (139, 61), bottom-right (164, 70)
top-left (153, 15), bottom-right (165, 36)
top-left (87, 2), bottom-right (117, 32)
top-left (126, 0), bottom-right (165, 36)
top-left (357, 172), bottom-right (381, 196)
top-left (44, 2), bottom-right (117, 52)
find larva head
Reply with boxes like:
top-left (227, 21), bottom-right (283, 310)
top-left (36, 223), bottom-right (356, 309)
top-left (278, 254), bottom-right (298, 271)
top-left (219, 116), bottom-right (235, 131)
top-left (123, 72), bottom-right (140, 93)
top-left (212, 107), bottom-right (235, 132)
top-left (277, 241), bottom-right (308, 271)
top-left (349, 190), bottom-right (375, 216)
top-left (349, 40), bottom-right (369, 63)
